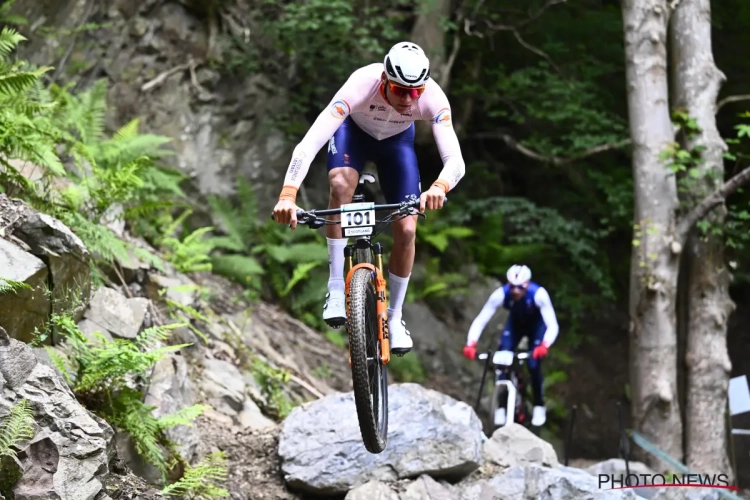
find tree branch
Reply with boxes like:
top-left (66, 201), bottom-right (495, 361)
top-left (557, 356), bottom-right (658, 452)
top-left (472, 132), bottom-right (630, 165)
top-left (716, 94), bottom-right (750, 113)
top-left (677, 166), bottom-right (750, 241)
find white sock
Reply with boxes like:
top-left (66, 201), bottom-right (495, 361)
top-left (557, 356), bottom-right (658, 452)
top-left (327, 237), bottom-right (348, 294)
top-left (387, 271), bottom-right (410, 321)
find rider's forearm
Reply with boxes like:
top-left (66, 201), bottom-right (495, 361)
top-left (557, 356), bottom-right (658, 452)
top-left (279, 146), bottom-right (312, 202)
top-left (431, 118), bottom-right (466, 193)
top-left (433, 158), bottom-right (465, 193)
top-left (466, 303), bottom-right (496, 344)
top-left (542, 324), bottom-right (559, 346)
top-left (279, 97), bottom-right (354, 202)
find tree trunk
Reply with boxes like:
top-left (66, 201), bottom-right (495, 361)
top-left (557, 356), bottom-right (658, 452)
top-left (411, 0), bottom-right (453, 145)
top-left (622, 0), bottom-right (683, 470)
top-left (670, 0), bottom-right (735, 479)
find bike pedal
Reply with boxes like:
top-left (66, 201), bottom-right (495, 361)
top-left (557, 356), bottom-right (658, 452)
top-left (324, 318), bottom-right (346, 329)
top-left (391, 350), bottom-right (411, 357)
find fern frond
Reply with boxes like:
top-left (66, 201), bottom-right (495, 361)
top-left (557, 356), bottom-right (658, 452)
top-left (161, 451), bottom-right (230, 498)
top-left (44, 346), bottom-right (74, 386)
top-left (0, 26), bottom-right (25, 58)
top-left (0, 399), bottom-right (35, 459)
top-left (112, 394), bottom-right (170, 475)
top-left (210, 254), bottom-right (265, 284)
top-left (280, 261), bottom-right (321, 297)
top-left (0, 277), bottom-right (31, 295)
top-left (76, 78), bottom-right (108, 145)
top-left (31, 141), bottom-right (65, 175)
top-left (0, 67), bottom-right (52, 96)
top-left (262, 242), bottom-right (328, 264)
top-left (135, 322), bottom-right (187, 351)
top-left (157, 404), bottom-right (210, 430)
top-left (131, 246), bottom-right (166, 273)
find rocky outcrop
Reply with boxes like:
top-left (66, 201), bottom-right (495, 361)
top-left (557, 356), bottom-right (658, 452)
top-left (0, 193), bottom-right (93, 344)
top-left (483, 423), bottom-right (560, 469)
top-left (9, 0), bottom-right (330, 217)
top-left (0, 326), bottom-right (114, 500)
top-left (0, 237), bottom-right (49, 344)
top-left (82, 286), bottom-right (150, 341)
top-left (278, 383), bottom-right (484, 495)
top-left (460, 464), bottom-right (644, 500)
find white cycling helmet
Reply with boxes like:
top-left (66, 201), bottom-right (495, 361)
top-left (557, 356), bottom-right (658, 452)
top-left (506, 265), bottom-right (532, 286)
top-left (383, 42), bottom-right (431, 88)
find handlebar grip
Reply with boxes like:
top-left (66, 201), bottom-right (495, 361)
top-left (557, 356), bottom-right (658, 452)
top-left (270, 210), bottom-right (308, 222)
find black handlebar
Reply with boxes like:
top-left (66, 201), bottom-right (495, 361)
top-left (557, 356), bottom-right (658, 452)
top-left (270, 196), bottom-right (447, 225)
top-left (475, 350), bottom-right (530, 362)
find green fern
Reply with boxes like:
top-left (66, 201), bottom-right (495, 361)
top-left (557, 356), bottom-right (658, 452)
top-left (49, 315), bottom-right (207, 479)
top-left (0, 27), bottom-right (27, 59)
top-left (0, 277), bottom-right (31, 295)
top-left (0, 399), bottom-right (34, 459)
top-left (161, 451), bottom-right (230, 499)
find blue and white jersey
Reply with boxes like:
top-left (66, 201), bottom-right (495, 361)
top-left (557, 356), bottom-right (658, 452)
top-left (466, 281), bottom-right (559, 346)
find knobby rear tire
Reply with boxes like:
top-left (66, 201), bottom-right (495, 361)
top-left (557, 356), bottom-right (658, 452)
top-left (348, 267), bottom-right (388, 454)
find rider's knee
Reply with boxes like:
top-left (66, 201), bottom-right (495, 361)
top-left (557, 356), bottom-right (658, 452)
top-left (328, 170), bottom-right (357, 201)
top-left (392, 220), bottom-right (417, 245)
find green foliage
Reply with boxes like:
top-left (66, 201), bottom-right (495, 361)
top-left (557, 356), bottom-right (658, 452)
top-left (0, 399), bottom-right (34, 460)
top-left (46, 313), bottom-right (209, 480)
top-left (219, 0), bottom-right (409, 133)
top-left (205, 178), bottom-right (333, 330)
top-left (158, 208), bottom-right (216, 274)
top-left (0, 399), bottom-right (34, 494)
top-left (249, 357), bottom-right (294, 420)
top-left (0, 31), bottom-right (186, 284)
top-left (161, 451), bottom-right (230, 499)
top-left (0, 277), bottom-right (31, 295)
top-left (388, 353), bottom-right (426, 383)
top-left (480, 61), bottom-right (627, 157)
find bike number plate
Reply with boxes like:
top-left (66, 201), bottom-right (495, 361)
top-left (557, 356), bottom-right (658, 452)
top-left (494, 350), bottom-right (514, 366)
top-left (341, 202), bottom-right (375, 237)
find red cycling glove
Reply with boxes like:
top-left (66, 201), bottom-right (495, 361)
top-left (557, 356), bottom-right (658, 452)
top-left (463, 341), bottom-right (478, 360)
top-left (532, 341), bottom-right (550, 359)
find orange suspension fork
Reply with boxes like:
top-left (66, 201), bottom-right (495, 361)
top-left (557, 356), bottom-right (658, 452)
top-left (344, 260), bottom-right (391, 366)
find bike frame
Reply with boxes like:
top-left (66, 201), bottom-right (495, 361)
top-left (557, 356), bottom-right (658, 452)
top-left (477, 350), bottom-right (530, 428)
top-left (278, 174), bottom-right (428, 365)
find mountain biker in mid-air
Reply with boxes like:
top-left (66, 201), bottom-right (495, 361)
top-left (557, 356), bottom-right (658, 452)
top-left (462, 264), bottom-right (560, 427)
top-left (272, 42), bottom-right (467, 355)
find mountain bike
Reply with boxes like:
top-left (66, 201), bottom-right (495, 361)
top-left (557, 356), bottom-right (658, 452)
top-left (272, 173), bottom-right (440, 454)
top-left (473, 344), bottom-right (537, 435)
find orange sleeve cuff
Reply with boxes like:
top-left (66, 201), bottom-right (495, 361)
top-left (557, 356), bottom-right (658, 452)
top-left (432, 179), bottom-right (450, 194)
top-left (279, 185), bottom-right (298, 203)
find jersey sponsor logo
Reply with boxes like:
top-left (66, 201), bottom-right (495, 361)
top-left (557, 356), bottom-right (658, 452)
top-left (434, 108), bottom-right (452, 127)
top-left (330, 99), bottom-right (350, 119)
top-left (328, 136), bottom-right (338, 155)
top-left (288, 157), bottom-right (304, 181)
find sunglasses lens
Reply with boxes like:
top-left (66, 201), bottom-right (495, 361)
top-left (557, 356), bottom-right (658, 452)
top-left (389, 81), bottom-right (424, 98)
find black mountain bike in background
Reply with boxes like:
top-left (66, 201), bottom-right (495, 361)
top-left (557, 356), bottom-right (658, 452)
top-left (473, 340), bottom-right (537, 435)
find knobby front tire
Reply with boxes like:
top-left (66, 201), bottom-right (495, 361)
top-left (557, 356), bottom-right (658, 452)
top-left (348, 267), bottom-right (388, 454)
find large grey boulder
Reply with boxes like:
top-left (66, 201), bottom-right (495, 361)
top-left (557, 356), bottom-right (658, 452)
top-left (344, 480), bottom-right (401, 500)
top-left (0, 238), bottom-right (49, 344)
top-left (459, 464), bottom-right (647, 500)
top-left (278, 383), bottom-right (483, 495)
top-left (0, 327), bottom-right (114, 500)
top-left (401, 475), bottom-right (458, 500)
top-left (144, 354), bottom-right (200, 461)
top-left (10, 209), bottom-right (91, 323)
top-left (82, 286), bottom-right (149, 340)
top-left (483, 423), bottom-right (560, 469)
top-left (0, 194), bottom-right (91, 326)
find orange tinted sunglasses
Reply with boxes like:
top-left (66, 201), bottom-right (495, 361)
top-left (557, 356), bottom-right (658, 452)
top-left (386, 79), bottom-right (426, 98)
